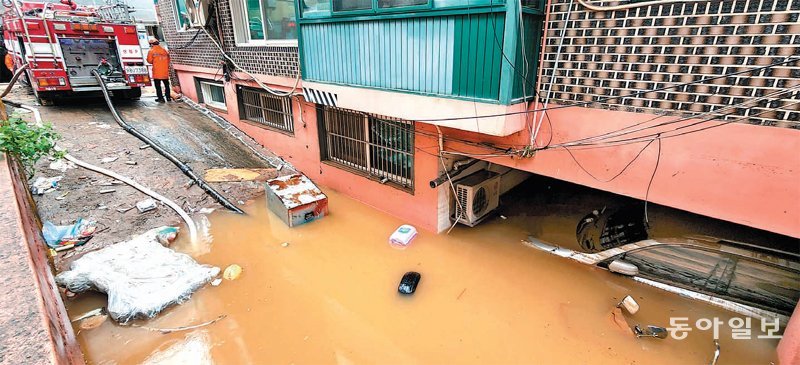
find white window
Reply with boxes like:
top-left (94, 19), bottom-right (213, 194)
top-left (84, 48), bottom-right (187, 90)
top-left (199, 81), bottom-right (227, 110)
top-left (230, 0), bottom-right (298, 46)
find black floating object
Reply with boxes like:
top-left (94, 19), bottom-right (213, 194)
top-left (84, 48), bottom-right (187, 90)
top-left (398, 272), bottom-right (421, 295)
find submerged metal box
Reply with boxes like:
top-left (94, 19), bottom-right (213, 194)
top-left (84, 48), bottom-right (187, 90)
top-left (265, 174), bottom-right (328, 227)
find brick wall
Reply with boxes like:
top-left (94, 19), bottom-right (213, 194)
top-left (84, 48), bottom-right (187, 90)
top-left (156, 0), bottom-right (299, 79)
top-left (539, 0), bottom-right (800, 128)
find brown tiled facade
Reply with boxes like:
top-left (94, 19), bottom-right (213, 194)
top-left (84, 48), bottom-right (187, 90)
top-left (156, 0), bottom-right (299, 79)
top-left (540, 0), bottom-right (800, 128)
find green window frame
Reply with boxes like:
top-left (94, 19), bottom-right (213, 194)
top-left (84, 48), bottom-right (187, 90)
top-left (329, 0), bottom-right (433, 16)
top-left (174, 0), bottom-right (190, 30)
top-left (298, 0), bottom-right (505, 19)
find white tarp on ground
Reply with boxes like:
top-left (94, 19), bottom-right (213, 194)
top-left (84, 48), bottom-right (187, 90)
top-left (55, 227), bottom-right (220, 323)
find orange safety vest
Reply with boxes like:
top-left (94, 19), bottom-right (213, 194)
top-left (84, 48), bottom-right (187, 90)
top-left (146, 44), bottom-right (170, 80)
top-left (5, 54), bottom-right (14, 72)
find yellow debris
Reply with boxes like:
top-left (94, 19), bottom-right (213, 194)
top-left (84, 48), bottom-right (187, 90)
top-left (204, 168), bottom-right (277, 182)
top-left (223, 264), bottom-right (243, 280)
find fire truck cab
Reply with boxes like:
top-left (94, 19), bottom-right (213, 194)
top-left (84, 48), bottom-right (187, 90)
top-left (2, 0), bottom-right (151, 104)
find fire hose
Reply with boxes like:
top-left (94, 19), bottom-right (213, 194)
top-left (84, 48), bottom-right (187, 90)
top-left (1, 63), bottom-right (30, 98)
top-left (90, 70), bottom-right (245, 215)
top-left (1, 96), bottom-right (200, 243)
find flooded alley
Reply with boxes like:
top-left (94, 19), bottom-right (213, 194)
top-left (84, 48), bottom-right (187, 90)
top-left (66, 185), bottom-right (782, 364)
top-left (2, 0), bottom-right (799, 362)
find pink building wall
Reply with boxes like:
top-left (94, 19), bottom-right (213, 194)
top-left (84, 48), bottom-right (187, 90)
top-left (441, 105), bottom-right (800, 239)
top-left (174, 64), bottom-right (800, 240)
top-left (174, 65), bottom-right (444, 233)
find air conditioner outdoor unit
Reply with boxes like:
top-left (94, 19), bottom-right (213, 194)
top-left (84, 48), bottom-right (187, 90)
top-left (453, 170), bottom-right (501, 227)
top-left (185, 0), bottom-right (209, 27)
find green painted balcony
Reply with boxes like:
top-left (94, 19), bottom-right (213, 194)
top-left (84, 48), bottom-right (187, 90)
top-left (297, 0), bottom-right (544, 105)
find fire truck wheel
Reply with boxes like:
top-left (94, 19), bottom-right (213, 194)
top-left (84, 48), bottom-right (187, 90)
top-left (113, 88), bottom-right (142, 101)
top-left (129, 87), bottom-right (142, 99)
top-left (33, 89), bottom-right (55, 106)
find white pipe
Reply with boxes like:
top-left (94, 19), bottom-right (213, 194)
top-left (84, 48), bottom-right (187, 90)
top-left (19, 104), bottom-right (199, 243)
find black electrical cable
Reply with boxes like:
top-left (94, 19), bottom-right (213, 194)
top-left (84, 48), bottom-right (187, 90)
top-left (170, 27), bottom-right (203, 49)
top-left (485, 0), bottom-right (554, 147)
top-left (550, 85), bottom-right (800, 149)
top-left (170, 0), bottom-right (217, 50)
top-left (91, 70), bottom-right (245, 214)
top-left (412, 56), bottom-right (800, 123)
top-left (561, 95), bottom-right (800, 149)
top-left (562, 97), bottom-right (800, 150)
top-left (562, 136), bottom-right (657, 183)
top-left (316, 58), bottom-right (799, 158)
top-left (643, 135), bottom-right (662, 224)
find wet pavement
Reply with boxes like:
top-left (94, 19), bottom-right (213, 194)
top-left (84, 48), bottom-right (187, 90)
top-left (3, 85), bottom-right (292, 271)
top-left (65, 181), bottom-right (784, 364)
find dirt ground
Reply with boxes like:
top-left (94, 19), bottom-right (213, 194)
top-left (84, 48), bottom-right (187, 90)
top-left (4, 85), bottom-right (295, 271)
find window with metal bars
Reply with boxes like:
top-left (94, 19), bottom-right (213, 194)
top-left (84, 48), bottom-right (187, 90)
top-left (318, 106), bottom-right (414, 192)
top-left (237, 86), bottom-right (295, 134)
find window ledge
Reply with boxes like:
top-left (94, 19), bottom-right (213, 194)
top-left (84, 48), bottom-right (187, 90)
top-left (234, 40), bottom-right (299, 48)
top-left (203, 103), bottom-right (228, 113)
top-left (321, 160), bottom-right (414, 194)
top-left (239, 118), bottom-right (296, 137)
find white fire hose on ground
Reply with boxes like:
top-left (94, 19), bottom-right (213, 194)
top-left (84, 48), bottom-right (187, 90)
top-left (17, 103), bottom-right (199, 244)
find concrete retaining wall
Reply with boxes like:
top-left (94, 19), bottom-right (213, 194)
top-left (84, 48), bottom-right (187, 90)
top-left (0, 154), bottom-right (84, 364)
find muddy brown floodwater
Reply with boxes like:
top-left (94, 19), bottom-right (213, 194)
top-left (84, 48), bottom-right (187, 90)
top-left (66, 187), bottom-right (781, 364)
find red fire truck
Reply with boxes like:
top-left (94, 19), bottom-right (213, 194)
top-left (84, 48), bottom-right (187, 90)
top-left (2, 0), bottom-right (150, 104)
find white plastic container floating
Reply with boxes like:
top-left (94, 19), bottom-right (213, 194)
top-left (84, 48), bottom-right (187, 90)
top-left (390, 225), bottom-right (417, 246)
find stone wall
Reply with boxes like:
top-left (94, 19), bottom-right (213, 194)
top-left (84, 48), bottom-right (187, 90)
top-left (156, 0), bottom-right (299, 79)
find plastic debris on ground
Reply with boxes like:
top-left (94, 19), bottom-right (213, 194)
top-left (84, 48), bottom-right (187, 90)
top-left (49, 159), bottom-right (76, 172)
top-left (389, 225), bottom-right (417, 246)
top-left (31, 176), bottom-right (62, 195)
top-left (55, 226), bottom-right (220, 323)
top-left (137, 198), bottom-right (158, 213)
top-left (156, 226), bottom-right (179, 246)
top-left (42, 218), bottom-right (96, 249)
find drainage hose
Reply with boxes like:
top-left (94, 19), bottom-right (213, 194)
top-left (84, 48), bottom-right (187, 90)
top-left (1, 64), bottom-right (30, 98)
top-left (90, 70), bottom-right (245, 214)
top-left (9, 102), bottom-right (200, 243)
top-left (63, 153), bottom-right (200, 243)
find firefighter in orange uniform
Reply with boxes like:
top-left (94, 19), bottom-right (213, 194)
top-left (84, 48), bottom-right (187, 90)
top-left (5, 53), bottom-right (14, 73)
top-left (146, 37), bottom-right (172, 103)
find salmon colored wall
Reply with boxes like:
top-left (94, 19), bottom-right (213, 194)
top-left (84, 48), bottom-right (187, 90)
top-left (174, 65), bottom-right (800, 238)
top-left (173, 66), bottom-right (444, 233)
top-left (439, 104), bottom-right (800, 239)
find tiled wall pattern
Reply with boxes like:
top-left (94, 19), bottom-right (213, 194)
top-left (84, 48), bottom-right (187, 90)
top-left (156, 0), bottom-right (299, 80)
top-left (540, 0), bottom-right (800, 128)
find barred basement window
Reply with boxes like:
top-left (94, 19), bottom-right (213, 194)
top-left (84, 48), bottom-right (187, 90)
top-left (318, 106), bottom-right (414, 192)
top-left (237, 86), bottom-right (294, 134)
top-left (198, 81), bottom-right (227, 110)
